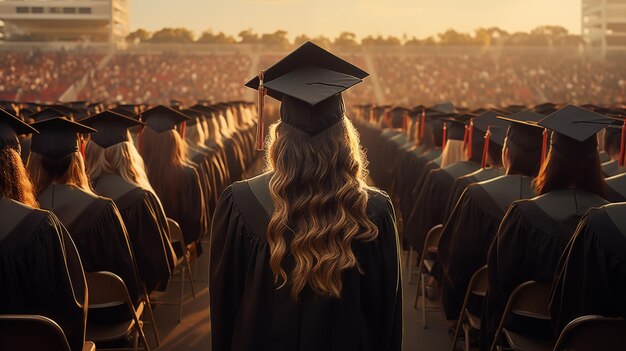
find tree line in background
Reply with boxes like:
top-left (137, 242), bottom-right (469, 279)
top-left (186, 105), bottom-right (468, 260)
top-left (126, 26), bottom-right (583, 47)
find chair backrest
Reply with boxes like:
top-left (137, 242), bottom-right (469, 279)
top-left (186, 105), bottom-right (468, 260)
top-left (490, 281), bottom-right (552, 351)
top-left (0, 314), bottom-right (71, 351)
top-left (167, 218), bottom-right (185, 246)
top-left (469, 265), bottom-right (488, 297)
top-left (86, 271), bottom-right (134, 309)
top-left (509, 281), bottom-right (552, 320)
top-left (553, 315), bottom-right (626, 351)
top-left (422, 224), bottom-right (444, 256)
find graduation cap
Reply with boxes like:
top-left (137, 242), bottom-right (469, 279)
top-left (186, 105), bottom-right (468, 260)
top-left (141, 105), bottom-right (190, 133)
top-left (44, 105), bottom-right (79, 119)
top-left (29, 107), bottom-right (68, 123)
top-left (388, 107), bottom-right (410, 129)
top-left (505, 105), bottom-right (527, 113)
top-left (80, 110), bottom-right (143, 148)
top-left (497, 111), bottom-right (545, 152)
top-left (30, 117), bottom-right (96, 160)
top-left (245, 41), bottom-right (368, 149)
top-left (538, 104), bottom-right (614, 159)
top-left (432, 102), bottom-right (455, 114)
top-left (110, 106), bottom-right (138, 119)
top-left (181, 109), bottom-right (203, 126)
top-left (465, 110), bottom-right (510, 161)
top-left (0, 107), bottom-right (38, 152)
top-left (189, 104), bottom-right (218, 117)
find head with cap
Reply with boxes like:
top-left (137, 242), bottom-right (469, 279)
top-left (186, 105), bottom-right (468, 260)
top-left (27, 117), bottom-right (95, 194)
top-left (0, 108), bottom-right (39, 207)
top-left (533, 105), bottom-right (609, 196)
top-left (82, 111), bottom-right (154, 194)
top-left (138, 105), bottom-right (193, 208)
top-left (248, 42), bottom-right (378, 299)
top-left (498, 111), bottom-right (544, 177)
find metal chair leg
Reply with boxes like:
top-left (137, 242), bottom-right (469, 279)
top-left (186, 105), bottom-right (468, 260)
top-left (421, 273), bottom-right (427, 329)
top-left (179, 266), bottom-right (185, 323)
top-left (144, 295), bottom-right (160, 346)
top-left (137, 321), bottom-right (151, 351)
top-left (408, 248), bottom-right (415, 284)
top-left (186, 258), bottom-right (197, 298)
top-left (463, 323), bottom-right (470, 351)
top-left (134, 329), bottom-right (139, 351)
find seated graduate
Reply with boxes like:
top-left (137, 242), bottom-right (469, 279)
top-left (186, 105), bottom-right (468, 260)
top-left (480, 105), bottom-right (612, 350)
top-left (0, 108), bottom-right (87, 351)
top-left (404, 110), bottom-right (507, 254)
top-left (443, 124), bottom-right (507, 219)
top-left (209, 42), bottom-right (402, 351)
top-left (27, 116), bottom-right (141, 323)
top-left (549, 202), bottom-right (626, 333)
top-left (82, 110), bottom-right (176, 293)
top-left (138, 106), bottom-right (206, 252)
top-left (438, 111), bottom-right (544, 326)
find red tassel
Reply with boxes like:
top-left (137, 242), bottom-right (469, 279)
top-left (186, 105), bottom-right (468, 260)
top-left (255, 70), bottom-right (267, 151)
top-left (618, 119), bottom-right (626, 167)
top-left (482, 127), bottom-right (491, 168)
top-left (402, 111), bottom-right (409, 133)
top-left (541, 129), bottom-right (549, 164)
top-left (419, 108), bottom-right (425, 139)
top-left (80, 137), bottom-right (86, 159)
top-left (442, 123), bottom-right (447, 149)
top-left (180, 121), bottom-right (187, 139)
top-left (466, 119), bottom-right (474, 160)
top-left (137, 124), bottom-right (144, 152)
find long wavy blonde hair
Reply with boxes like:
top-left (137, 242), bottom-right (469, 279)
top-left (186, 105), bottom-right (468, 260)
top-left (265, 117), bottom-right (379, 299)
top-left (84, 137), bottom-right (155, 194)
top-left (0, 147), bottom-right (38, 207)
top-left (28, 151), bottom-right (92, 194)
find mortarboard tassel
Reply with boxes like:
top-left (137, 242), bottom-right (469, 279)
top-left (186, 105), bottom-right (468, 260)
top-left (466, 119), bottom-right (474, 160)
top-left (481, 127), bottom-right (491, 168)
top-left (255, 70), bottom-right (267, 151)
top-left (442, 123), bottom-right (447, 149)
top-left (402, 111), bottom-right (409, 133)
top-left (137, 115), bottom-right (144, 152)
top-left (419, 108), bottom-right (426, 139)
top-left (79, 136), bottom-right (86, 159)
top-left (541, 128), bottom-right (549, 164)
top-left (180, 121), bottom-right (186, 139)
top-left (617, 119), bottom-right (626, 167)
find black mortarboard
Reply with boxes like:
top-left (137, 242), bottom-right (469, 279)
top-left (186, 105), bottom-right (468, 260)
top-left (534, 102), bottom-right (559, 115)
top-left (44, 105), bottom-right (79, 118)
top-left (473, 110), bottom-right (510, 142)
top-left (538, 104), bottom-right (614, 157)
top-left (181, 109), bottom-right (202, 126)
top-left (190, 104), bottom-right (218, 116)
top-left (0, 107), bottom-right (38, 151)
top-left (505, 105), bottom-right (527, 113)
top-left (30, 117), bottom-right (96, 159)
top-left (441, 117), bottom-right (467, 141)
top-left (497, 111), bottom-right (545, 151)
top-left (433, 102), bottom-right (455, 114)
top-left (389, 107), bottom-right (410, 128)
top-left (80, 110), bottom-right (143, 148)
top-left (141, 105), bottom-right (190, 133)
top-left (110, 106), bottom-right (138, 119)
top-left (29, 107), bottom-right (68, 123)
top-left (245, 41), bottom-right (368, 144)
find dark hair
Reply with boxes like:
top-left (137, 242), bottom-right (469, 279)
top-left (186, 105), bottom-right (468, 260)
top-left (0, 148), bottom-right (38, 207)
top-left (505, 139), bottom-right (542, 177)
top-left (532, 148), bottom-right (606, 197)
top-left (487, 142), bottom-right (503, 167)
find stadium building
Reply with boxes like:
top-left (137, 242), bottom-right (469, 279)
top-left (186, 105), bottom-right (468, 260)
top-left (0, 0), bottom-right (128, 43)
top-left (582, 0), bottom-right (626, 56)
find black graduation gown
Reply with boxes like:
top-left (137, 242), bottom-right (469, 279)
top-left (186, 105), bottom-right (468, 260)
top-left (0, 198), bottom-right (87, 351)
top-left (92, 174), bottom-right (176, 293)
top-left (443, 167), bottom-right (505, 220)
top-left (404, 160), bottom-right (480, 252)
top-left (209, 177), bottom-right (403, 351)
top-left (480, 189), bottom-right (608, 350)
top-left (38, 184), bottom-right (141, 305)
top-left (189, 149), bottom-right (214, 235)
top-left (606, 173), bottom-right (626, 202)
top-left (438, 175), bottom-right (534, 320)
top-left (159, 165), bottom-right (205, 247)
top-left (397, 148), bottom-right (441, 220)
top-left (549, 203), bottom-right (626, 333)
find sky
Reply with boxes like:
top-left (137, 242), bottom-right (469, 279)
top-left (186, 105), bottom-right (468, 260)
top-left (130, 0), bottom-right (582, 39)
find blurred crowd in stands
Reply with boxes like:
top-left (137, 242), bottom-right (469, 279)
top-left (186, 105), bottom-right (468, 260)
top-left (0, 50), bottom-right (624, 108)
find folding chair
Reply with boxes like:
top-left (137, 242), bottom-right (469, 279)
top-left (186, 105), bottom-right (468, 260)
top-left (450, 265), bottom-right (488, 351)
top-left (85, 271), bottom-right (151, 351)
top-left (490, 281), bottom-right (555, 351)
top-left (553, 315), bottom-right (626, 351)
top-left (151, 218), bottom-right (197, 323)
top-left (137, 284), bottom-right (160, 347)
top-left (0, 314), bottom-right (95, 351)
top-left (413, 224), bottom-right (443, 328)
